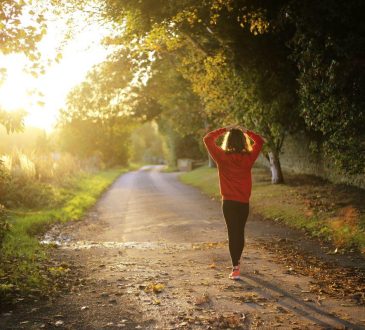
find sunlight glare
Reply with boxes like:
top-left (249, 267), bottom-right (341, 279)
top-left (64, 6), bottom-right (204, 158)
top-left (0, 12), bottom-right (112, 131)
top-left (0, 54), bottom-right (33, 110)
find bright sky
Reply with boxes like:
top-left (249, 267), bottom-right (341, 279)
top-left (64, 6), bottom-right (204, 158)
top-left (0, 11), bottom-right (112, 132)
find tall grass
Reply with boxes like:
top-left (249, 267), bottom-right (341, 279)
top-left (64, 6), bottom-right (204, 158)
top-left (0, 149), bottom-right (81, 183)
top-left (0, 150), bottom-right (85, 209)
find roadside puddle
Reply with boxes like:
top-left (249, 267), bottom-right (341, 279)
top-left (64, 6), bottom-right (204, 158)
top-left (41, 236), bottom-right (227, 251)
top-left (41, 239), bottom-right (193, 250)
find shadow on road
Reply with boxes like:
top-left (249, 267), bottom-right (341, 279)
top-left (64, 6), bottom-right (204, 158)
top-left (239, 273), bottom-right (365, 330)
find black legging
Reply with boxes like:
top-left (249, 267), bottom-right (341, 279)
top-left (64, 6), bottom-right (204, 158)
top-left (222, 200), bottom-right (249, 267)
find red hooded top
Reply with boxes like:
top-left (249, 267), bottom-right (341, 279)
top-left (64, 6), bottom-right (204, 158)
top-left (203, 128), bottom-right (264, 203)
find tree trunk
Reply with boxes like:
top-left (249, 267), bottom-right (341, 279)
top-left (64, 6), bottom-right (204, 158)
top-left (208, 154), bottom-right (216, 168)
top-left (203, 118), bottom-right (216, 168)
top-left (268, 151), bottom-right (284, 184)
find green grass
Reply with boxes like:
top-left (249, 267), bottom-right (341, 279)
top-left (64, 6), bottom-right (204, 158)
top-left (180, 166), bottom-right (365, 252)
top-left (161, 165), bottom-right (180, 173)
top-left (0, 167), bottom-right (128, 300)
top-left (180, 166), bottom-right (220, 197)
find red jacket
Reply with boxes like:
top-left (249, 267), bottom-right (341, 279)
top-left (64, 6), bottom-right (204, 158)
top-left (203, 128), bottom-right (264, 203)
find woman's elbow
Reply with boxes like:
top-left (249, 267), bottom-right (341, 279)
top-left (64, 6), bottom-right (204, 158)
top-left (203, 135), bottom-right (211, 144)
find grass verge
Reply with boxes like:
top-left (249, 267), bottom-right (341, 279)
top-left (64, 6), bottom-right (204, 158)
top-left (0, 167), bottom-right (127, 302)
top-left (180, 165), bottom-right (365, 252)
top-left (162, 165), bottom-right (178, 173)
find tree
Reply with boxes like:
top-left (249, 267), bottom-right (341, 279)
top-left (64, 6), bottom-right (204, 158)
top-left (133, 55), bottom-right (208, 166)
top-left (0, 0), bottom-right (47, 131)
top-left (100, 0), bottom-right (300, 182)
top-left (176, 45), bottom-right (298, 183)
top-left (130, 122), bottom-right (165, 164)
top-left (58, 51), bottom-right (136, 165)
top-left (91, 50), bottom-right (209, 166)
top-left (58, 116), bottom-right (132, 166)
top-left (286, 0), bottom-right (365, 174)
top-left (67, 0), bottom-right (364, 179)
top-left (0, 0), bottom-right (46, 59)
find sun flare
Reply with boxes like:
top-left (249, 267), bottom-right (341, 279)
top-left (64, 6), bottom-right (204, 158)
top-left (0, 14), bottom-right (111, 132)
top-left (0, 55), bottom-right (33, 111)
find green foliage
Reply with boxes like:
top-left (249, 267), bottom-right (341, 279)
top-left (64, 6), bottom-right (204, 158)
top-left (140, 56), bottom-right (205, 136)
top-left (178, 47), bottom-right (299, 155)
top-left (53, 0), bottom-right (364, 179)
top-left (287, 0), bottom-right (365, 174)
top-left (4, 178), bottom-right (56, 209)
top-left (0, 0), bottom-right (48, 132)
top-left (58, 117), bottom-right (132, 166)
top-left (134, 56), bottom-right (207, 165)
top-left (157, 120), bottom-right (206, 166)
top-left (58, 50), bottom-right (136, 166)
top-left (0, 1), bottom-right (46, 58)
top-left (99, 0), bottom-right (301, 182)
top-left (130, 122), bottom-right (165, 164)
top-left (61, 50), bottom-right (134, 121)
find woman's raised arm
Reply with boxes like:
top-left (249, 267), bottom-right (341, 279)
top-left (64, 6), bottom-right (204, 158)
top-left (203, 127), bottom-right (227, 162)
top-left (245, 130), bottom-right (265, 162)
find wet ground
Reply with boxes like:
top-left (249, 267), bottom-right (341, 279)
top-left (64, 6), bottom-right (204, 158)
top-left (1, 165), bottom-right (365, 329)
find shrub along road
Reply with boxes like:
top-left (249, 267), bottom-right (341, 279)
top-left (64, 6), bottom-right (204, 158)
top-left (1, 166), bottom-right (364, 329)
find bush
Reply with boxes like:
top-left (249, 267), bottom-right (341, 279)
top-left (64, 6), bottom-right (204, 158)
top-left (4, 178), bottom-right (56, 209)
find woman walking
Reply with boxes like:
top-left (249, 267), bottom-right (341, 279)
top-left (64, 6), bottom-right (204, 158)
top-left (203, 125), bottom-right (264, 280)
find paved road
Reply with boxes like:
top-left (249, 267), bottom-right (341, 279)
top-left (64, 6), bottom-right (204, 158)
top-left (1, 166), bottom-right (364, 329)
top-left (89, 165), bottom-right (225, 243)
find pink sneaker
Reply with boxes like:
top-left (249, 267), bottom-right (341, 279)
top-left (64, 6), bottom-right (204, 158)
top-left (229, 265), bottom-right (240, 280)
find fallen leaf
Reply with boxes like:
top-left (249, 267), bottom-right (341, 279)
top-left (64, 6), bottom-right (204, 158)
top-left (55, 320), bottom-right (64, 326)
top-left (144, 283), bottom-right (165, 294)
top-left (195, 293), bottom-right (210, 305)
